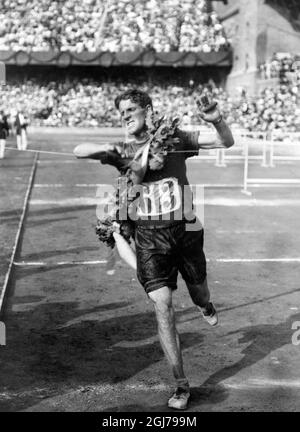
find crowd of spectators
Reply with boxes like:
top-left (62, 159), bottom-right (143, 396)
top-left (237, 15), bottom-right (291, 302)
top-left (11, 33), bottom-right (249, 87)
top-left (179, 7), bottom-right (227, 52)
top-left (1, 73), bottom-right (299, 132)
top-left (0, 0), bottom-right (103, 52)
top-left (259, 52), bottom-right (300, 85)
top-left (226, 85), bottom-right (300, 132)
top-left (101, 0), bottom-right (228, 53)
top-left (0, 0), bottom-right (229, 53)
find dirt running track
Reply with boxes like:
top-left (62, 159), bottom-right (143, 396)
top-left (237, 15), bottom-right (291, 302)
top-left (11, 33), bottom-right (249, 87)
top-left (0, 129), bottom-right (300, 412)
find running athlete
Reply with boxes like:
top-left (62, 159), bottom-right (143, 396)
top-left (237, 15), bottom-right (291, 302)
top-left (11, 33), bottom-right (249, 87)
top-left (74, 89), bottom-right (234, 410)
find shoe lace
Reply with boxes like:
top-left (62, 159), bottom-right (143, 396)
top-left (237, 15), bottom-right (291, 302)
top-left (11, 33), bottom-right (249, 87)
top-left (203, 302), bottom-right (214, 316)
top-left (174, 387), bottom-right (190, 398)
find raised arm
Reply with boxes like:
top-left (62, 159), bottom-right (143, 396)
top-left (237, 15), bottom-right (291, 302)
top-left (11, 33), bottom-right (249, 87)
top-left (196, 96), bottom-right (234, 149)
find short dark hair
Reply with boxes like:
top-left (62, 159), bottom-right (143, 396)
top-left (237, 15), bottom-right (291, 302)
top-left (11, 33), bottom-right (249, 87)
top-left (115, 89), bottom-right (153, 110)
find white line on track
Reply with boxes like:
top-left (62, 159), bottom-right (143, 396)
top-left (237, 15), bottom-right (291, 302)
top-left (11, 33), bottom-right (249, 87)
top-left (33, 183), bottom-right (246, 188)
top-left (243, 184), bottom-right (300, 188)
top-left (33, 183), bottom-right (300, 189)
top-left (194, 197), bottom-right (300, 206)
top-left (217, 258), bottom-right (300, 263)
top-left (37, 160), bottom-right (97, 164)
top-left (248, 179), bottom-right (300, 184)
top-left (216, 230), bottom-right (271, 234)
top-left (34, 184), bottom-right (108, 188)
top-left (224, 379), bottom-right (300, 389)
top-left (28, 197), bottom-right (300, 207)
top-left (0, 153), bottom-right (39, 314)
top-left (30, 198), bottom-right (101, 206)
top-left (14, 260), bottom-right (107, 266)
top-left (13, 257), bottom-right (300, 267)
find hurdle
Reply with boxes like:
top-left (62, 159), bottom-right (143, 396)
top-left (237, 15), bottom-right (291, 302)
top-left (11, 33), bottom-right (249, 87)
top-left (185, 126), bottom-right (300, 195)
top-left (192, 129), bottom-right (269, 168)
top-left (221, 131), bottom-right (269, 167)
top-left (269, 131), bottom-right (300, 167)
top-left (186, 126), bottom-right (267, 167)
top-left (241, 133), bottom-right (300, 195)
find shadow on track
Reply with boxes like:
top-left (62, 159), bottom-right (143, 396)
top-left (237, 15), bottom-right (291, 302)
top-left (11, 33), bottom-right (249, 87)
top-left (101, 384), bottom-right (229, 412)
top-left (0, 301), bottom-right (202, 412)
top-left (101, 313), bottom-right (300, 412)
top-left (201, 312), bottom-right (300, 390)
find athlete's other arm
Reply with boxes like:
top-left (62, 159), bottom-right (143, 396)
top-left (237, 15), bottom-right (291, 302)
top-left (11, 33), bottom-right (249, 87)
top-left (196, 96), bottom-right (234, 149)
top-left (73, 143), bottom-right (119, 160)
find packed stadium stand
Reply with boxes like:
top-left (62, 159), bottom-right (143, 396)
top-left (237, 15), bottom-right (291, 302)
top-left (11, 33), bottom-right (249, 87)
top-left (0, 0), bottom-right (229, 52)
top-left (0, 0), bottom-right (299, 132)
top-left (1, 65), bottom-right (299, 131)
top-left (259, 52), bottom-right (300, 81)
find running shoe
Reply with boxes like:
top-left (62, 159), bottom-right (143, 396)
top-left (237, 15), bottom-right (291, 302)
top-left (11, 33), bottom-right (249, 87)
top-left (168, 387), bottom-right (190, 410)
top-left (199, 302), bottom-right (218, 326)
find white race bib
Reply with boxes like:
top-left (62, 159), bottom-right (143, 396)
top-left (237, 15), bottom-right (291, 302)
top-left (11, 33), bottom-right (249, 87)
top-left (136, 177), bottom-right (181, 217)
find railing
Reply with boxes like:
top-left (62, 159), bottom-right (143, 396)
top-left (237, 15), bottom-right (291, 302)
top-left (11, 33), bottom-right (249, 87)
top-left (184, 126), bottom-right (300, 194)
top-left (241, 131), bottom-right (300, 194)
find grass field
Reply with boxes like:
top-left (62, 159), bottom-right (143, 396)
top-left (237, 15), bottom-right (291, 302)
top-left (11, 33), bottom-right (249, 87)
top-left (0, 129), bottom-right (300, 412)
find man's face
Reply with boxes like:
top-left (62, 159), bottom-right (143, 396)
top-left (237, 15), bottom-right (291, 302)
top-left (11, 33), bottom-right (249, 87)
top-left (118, 99), bottom-right (149, 137)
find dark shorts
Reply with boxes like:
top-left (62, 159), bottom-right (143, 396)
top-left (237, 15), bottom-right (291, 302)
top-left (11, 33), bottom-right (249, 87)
top-left (135, 222), bottom-right (207, 294)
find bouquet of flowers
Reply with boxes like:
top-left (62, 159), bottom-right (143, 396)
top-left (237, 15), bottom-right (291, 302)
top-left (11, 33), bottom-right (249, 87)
top-left (96, 115), bottom-right (180, 248)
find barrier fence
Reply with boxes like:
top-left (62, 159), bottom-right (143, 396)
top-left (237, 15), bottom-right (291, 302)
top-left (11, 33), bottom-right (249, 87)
top-left (187, 127), bottom-right (300, 194)
top-left (239, 131), bottom-right (300, 195)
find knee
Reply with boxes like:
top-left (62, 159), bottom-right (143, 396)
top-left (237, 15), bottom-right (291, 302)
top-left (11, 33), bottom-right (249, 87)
top-left (186, 280), bottom-right (210, 306)
top-left (148, 286), bottom-right (173, 314)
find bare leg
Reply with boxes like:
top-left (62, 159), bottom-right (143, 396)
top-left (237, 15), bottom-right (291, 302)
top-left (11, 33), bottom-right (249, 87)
top-left (148, 286), bottom-right (188, 386)
top-left (16, 134), bottom-right (22, 150)
top-left (21, 130), bottom-right (27, 150)
top-left (0, 139), bottom-right (5, 159)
